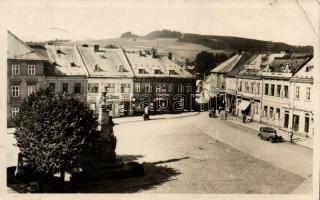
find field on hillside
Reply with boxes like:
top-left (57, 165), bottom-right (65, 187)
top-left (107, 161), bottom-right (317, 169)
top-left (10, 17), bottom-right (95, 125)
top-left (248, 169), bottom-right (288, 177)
top-left (78, 38), bottom-right (234, 62)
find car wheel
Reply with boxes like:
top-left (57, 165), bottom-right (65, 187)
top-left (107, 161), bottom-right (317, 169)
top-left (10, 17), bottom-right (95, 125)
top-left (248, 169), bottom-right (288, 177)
top-left (269, 137), bottom-right (274, 143)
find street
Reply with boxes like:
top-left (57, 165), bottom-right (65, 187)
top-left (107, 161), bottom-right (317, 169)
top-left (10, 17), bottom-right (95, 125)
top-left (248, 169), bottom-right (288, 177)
top-left (5, 112), bottom-right (312, 194)
top-left (113, 112), bottom-right (313, 194)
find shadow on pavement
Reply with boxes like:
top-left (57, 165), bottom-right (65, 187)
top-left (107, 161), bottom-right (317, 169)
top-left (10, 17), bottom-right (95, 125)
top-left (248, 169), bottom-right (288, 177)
top-left (7, 156), bottom-right (189, 193)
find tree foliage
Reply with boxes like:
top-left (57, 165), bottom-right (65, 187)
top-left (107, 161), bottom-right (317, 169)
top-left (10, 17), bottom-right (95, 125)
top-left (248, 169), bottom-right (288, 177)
top-left (14, 87), bottom-right (101, 175)
top-left (193, 51), bottom-right (228, 75)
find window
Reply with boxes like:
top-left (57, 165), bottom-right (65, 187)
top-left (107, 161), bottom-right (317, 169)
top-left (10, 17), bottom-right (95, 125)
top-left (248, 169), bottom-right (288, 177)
top-left (251, 82), bottom-right (255, 94)
top-left (169, 70), bottom-right (175, 75)
top-left (284, 85), bottom-right (289, 98)
top-left (74, 83), bottom-right (81, 94)
top-left (160, 83), bottom-right (167, 93)
top-left (88, 83), bottom-right (99, 93)
top-left (12, 107), bottom-right (19, 118)
top-left (269, 107), bottom-right (274, 118)
top-left (293, 115), bottom-right (299, 131)
top-left (295, 86), bottom-right (300, 98)
top-left (264, 84), bottom-right (269, 95)
top-left (154, 69), bottom-right (161, 74)
top-left (121, 83), bottom-right (131, 93)
top-left (306, 87), bottom-right (310, 100)
top-left (178, 84), bottom-right (183, 93)
top-left (270, 84), bottom-right (275, 96)
top-left (276, 85), bottom-right (281, 97)
top-left (168, 83), bottom-right (173, 93)
top-left (305, 115), bottom-right (309, 133)
top-left (49, 83), bottom-right (55, 92)
top-left (144, 83), bottom-right (151, 93)
top-left (239, 81), bottom-right (242, 92)
top-left (104, 83), bottom-right (115, 93)
top-left (138, 69), bottom-right (145, 74)
top-left (245, 82), bottom-right (249, 92)
top-left (28, 65), bottom-right (36, 75)
top-left (62, 83), bottom-right (68, 93)
top-left (257, 83), bottom-right (260, 94)
top-left (27, 85), bottom-right (36, 96)
top-left (134, 82), bottom-right (141, 93)
top-left (264, 106), bottom-right (268, 117)
top-left (276, 108), bottom-right (280, 120)
top-left (255, 102), bottom-right (259, 114)
top-left (185, 84), bottom-right (191, 93)
top-left (12, 64), bottom-right (19, 75)
top-left (156, 83), bottom-right (161, 93)
top-left (12, 86), bottom-right (19, 97)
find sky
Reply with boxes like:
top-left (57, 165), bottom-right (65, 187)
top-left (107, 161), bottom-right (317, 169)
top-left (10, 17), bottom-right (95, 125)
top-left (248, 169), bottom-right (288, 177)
top-left (2, 0), bottom-right (319, 46)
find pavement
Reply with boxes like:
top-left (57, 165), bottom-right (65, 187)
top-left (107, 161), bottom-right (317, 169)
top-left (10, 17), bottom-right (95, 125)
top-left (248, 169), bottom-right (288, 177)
top-left (222, 115), bottom-right (313, 150)
top-left (113, 111), bottom-right (312, 193)
top-left (5, 111), bottom-right (313, 194)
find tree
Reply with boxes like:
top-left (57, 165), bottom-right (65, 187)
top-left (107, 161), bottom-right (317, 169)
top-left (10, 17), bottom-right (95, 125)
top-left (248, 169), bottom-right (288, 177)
top-left (14, 87), bottom-right (101, 180)
top-left (193, 51), bottom-right (230, 75)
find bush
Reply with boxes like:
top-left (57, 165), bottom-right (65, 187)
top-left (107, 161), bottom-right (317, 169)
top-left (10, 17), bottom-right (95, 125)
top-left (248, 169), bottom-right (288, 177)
top-left (14, 87), bottom-right (101, 177)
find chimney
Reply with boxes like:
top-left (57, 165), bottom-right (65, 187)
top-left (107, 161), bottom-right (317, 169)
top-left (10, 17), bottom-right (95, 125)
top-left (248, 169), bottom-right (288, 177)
top-left (94, 45), bottom-right (99, 52)
top-left (168, 52), bottom-right (172, 60)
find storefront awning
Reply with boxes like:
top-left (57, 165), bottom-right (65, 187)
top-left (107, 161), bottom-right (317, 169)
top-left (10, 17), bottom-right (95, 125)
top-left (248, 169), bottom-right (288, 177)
top-left (238, 101), bottom-right (251, 111)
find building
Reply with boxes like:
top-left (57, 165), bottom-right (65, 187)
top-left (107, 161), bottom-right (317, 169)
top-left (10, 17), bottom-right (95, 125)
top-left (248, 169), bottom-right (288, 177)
top-left (7, 31), bottom-right (48, 127)
top-left (77, 45), bottom-right (134, 116)
top-left (124, 49), bottom-right (196, 113)
top-left (203, 52), bottom-right (251, 111)
top-left (226, 53), bottom-right (287, 121)
top-left (259, 54), bottom-right (312, 136)
top-left (42, 44), bottom-right (89, 101)
top-left (225, 51), bottom-right (314, 137)
top-left (288, 57), bottom-right (314, 137)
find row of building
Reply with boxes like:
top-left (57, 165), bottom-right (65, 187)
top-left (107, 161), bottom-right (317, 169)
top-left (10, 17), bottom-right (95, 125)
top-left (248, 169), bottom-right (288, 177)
top-left (7, 31), bottom-right (196, 127)
top-left (201, 50), bottom-right (315, 138)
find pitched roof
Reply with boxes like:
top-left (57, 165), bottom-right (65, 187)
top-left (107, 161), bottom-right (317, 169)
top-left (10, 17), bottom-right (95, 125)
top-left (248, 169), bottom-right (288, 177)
top-left (7, 31), bottom-right (47, 61)
top-left (125, 51), bottom-right (194, 79)
top-left (77, 46), bottom-right (134, 78)
top-left (210, 53), bottom-right (243, 74)
top-left (269, 55), bottom-right (311, 74)
top-left (45, 45), bottom-right (88, 76)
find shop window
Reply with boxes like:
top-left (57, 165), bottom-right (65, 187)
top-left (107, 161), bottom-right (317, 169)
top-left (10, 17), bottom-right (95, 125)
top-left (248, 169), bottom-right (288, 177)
top-left (88, 83), bottom-right (99, 93)
top-left (62, 83), bottom-right (68, 93)
top-left (74, 83), bottom-right (81, 94)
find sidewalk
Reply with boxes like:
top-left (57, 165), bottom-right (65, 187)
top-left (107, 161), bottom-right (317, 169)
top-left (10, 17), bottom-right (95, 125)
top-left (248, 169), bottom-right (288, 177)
top-left (113, 112), bottom-right (200, 124)
top-left (224, 115), bottom-right (313, 150)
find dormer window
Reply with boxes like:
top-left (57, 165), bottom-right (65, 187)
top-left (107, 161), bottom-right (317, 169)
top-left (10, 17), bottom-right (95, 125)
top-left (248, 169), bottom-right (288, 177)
top-left (70, 62), bottom-right (76, 67)
top-left (94, 64), bottom-right (101, 72)
top-left (169, 70), bottom-right (175, 75)
top-left (138, 69), bottom-right (146, 74)
top-left (154, 69), bottom-right (161, 74)
top-left (56, 49), bottom-right (64, 54)
top-left (118, 65), bottom-right (125, 72)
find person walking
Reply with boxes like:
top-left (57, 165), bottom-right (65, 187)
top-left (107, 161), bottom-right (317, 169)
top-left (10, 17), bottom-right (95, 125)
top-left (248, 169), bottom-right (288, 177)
top-left (144, 105), bottom-right (150, 121)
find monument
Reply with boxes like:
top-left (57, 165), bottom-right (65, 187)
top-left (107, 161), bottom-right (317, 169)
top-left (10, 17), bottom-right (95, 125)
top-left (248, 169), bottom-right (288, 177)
top-left (71, 92), bottom-right (144, 184)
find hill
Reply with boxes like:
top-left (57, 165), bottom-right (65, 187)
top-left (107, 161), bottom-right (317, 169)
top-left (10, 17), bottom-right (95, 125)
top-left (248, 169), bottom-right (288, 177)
top-left (120, 31), bottom-right (139, 38)
top-left (119, 29), bottom-right (313, 53)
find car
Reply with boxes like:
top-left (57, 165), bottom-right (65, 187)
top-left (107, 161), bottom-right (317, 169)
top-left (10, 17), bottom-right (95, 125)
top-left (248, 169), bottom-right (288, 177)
top-left (258, 127), bottom-right (283, 143)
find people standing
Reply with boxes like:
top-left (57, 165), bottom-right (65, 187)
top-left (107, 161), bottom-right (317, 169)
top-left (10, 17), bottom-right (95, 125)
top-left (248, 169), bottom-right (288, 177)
top-left (144, 105), bottom-right (150, 121)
